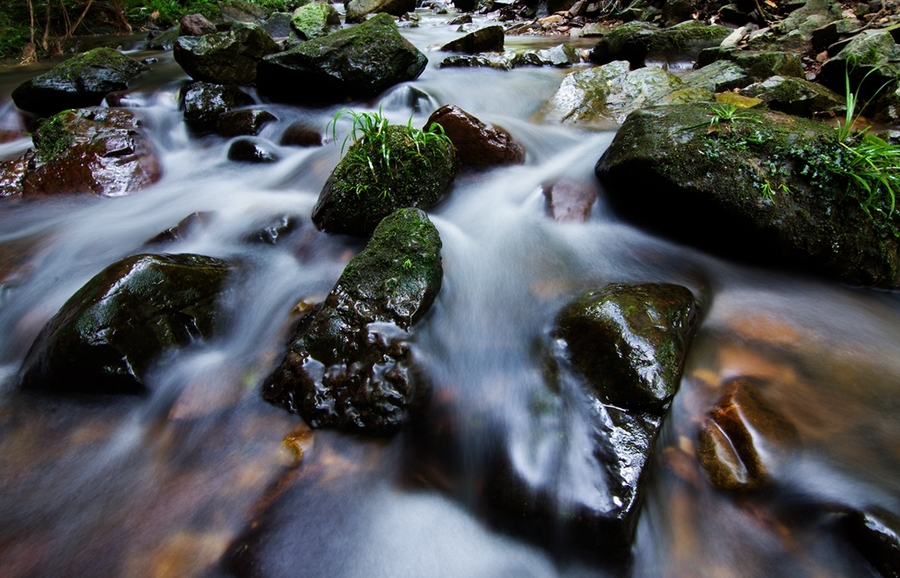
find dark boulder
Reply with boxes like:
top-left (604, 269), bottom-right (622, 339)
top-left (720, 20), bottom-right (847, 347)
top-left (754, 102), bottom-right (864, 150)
top-left (216, 109), bottom-right (277, 137)
top-left (147, 26), bottom-right (180, 50)
top-left (589, 21), bottom-right (730, 68)
top-left (818, 30), bottom-right (900, 104)
top-left (425, 105), bottom-right (525, 169)
top-left (227, 137), bottom-right (280, 163)
top-left (179, 13), bottom-right (217, 36)
top-left (2, 108), bottom-right (162, 198)
top-left (290, 1), bottom-right (342, 40)
top-left (439, 25), bottom-right (505, 53)
top-left (312, 121), bottom-right (457, 236)
top-left (838, 509), bottom-right (900, 578)
top-left (263, 208), bottom-right (442, 435)
top-left (595, 104), bottom-right (900, 288)
top-left (279, 121), bottom-right (323, 147)
top-left (740, 75), bottom-right (844, 117)
top-left (20, 253), bottom-right (232, 394)
top-left (180, 81), bottom-right (255, 135)
top-left (174, 21), bottom-right (281, 86)
top-left (11, 47), bottom-right (149, 116)
top-left (257, 13), bottom-right (428, 103)
top-left (345, 0), bottom-right (417, 23)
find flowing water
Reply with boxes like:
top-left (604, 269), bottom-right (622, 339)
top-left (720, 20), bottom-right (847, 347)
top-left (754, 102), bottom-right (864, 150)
top-left (1, 11), bottom-right (900, 578)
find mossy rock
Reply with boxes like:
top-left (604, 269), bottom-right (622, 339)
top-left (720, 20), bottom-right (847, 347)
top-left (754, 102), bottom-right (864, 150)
top-left (263, 208), bottom-right (442, 435)
top-left (11, 47), bottom-right (149, 116)
top-left (741, 75), bottom-right (845, 117)
top-left (257, 13), bottom-right (428, 103)
top-left (174, 21), bottom-right (281, 85)
top-left (312, 124), bottom-right (457, 236)
top-left (682, 60), bottom-right (753, 93)
top-left (697, 48), bottom-right (805, 81)
top-left (555, 283), bottom-right (700, 414)
top-left (819, 30), bottom-right (900, 104)
top-left (19, 253), bottom-right (232, 394)
top-left (180, 81), bottom-right (255, 134)
top-left (345, 0), bottom-right (416, 23)
top-left (589, 20), bottom-right (730, 68)
top-left (595, 104), bottom-right (900, 288)
top-left (290, 1), bottom-right (341, 40)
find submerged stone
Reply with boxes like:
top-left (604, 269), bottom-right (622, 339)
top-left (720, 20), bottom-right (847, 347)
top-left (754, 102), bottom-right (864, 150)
top-left (263, 208), bottom-right (442, 435)
top-left (12, 47), bottom-right (149, 116)
top-left (20, 253), bottom-right (232, 394)
top-left (257, 13), bottom-right (428, 103)
top-left (542, 177), bottom-right (600, 222)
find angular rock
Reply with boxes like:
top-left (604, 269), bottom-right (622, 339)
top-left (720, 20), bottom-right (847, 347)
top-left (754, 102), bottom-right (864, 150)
top-left (227, 137), bottom-right (280, 163)
top-left (257, 13), bottom-right (428, 103)
top-left (263, 208), bottom-right (442, 435)
top-left (220, 0), bottom-right (269, 23)
top-left (440, 25), bottom-right (505, 53)
top-left (5, 108), bottom-right (162, 198)
top-left (11, 47), bottom-right (149, 116)
top-left (697, 378), bottom-right (799, 491)
top-left (775, 0), bottom-right (842, 35)
top-left (819, 30), bottom-right (900, 104)
top-left (174, 21), bottom-right (281, 85)
top-left (682, 60), bottom-right (752, 92)
top-left (595, 104), bottom-right (900, 288)
top-left (247, 214), bottom-right (300, 244)
top-left (555, 283), bottom-right (700, 413)
top-left (180, 82), bottom-right (255, 134)
top-left (439, 52), bottom-right (528, 70)
top-left (697, 48), bottom-right (805, 81)
top-left (741, 75), bottom-right (845, 117)
top-left (148, 212), bottom-right (213, 244)
top-left (541, 61), bottom-right (704, 126)
top-left (20, 253), bottom-right (232, 394)
top-left (147, 26), bottom-right (180, 50)
top-left (290, 1), bottom-right (341, 40)
top-left (838, 509), bottom-right (900, 578)
top-left (312, 122), bottom-right (457, 236)
top-left (216, 108), bottom-right (277, 137)
top-left (542, 177), bottom-right (600, 222)
top-left (345, 0), bottom-right (417, 22)
top-left (425, 105), bottom-right (525, 169)
top-left (535, 43), bottom-right (581, 67)
top-left (179, 13), bottom-right (217, 36)
top-left (589, 20), bottom-right (730, 68)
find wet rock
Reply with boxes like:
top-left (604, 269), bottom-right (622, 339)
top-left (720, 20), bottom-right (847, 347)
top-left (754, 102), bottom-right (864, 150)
top-left (179, 13), bottom-right (217, 36)
top-left (220, 0), bottom-right (269, 23)
top-left (439, 52), bottom-right (528, 70)
top-left (279, 122), bottom-right (323, 147)
top-left (819, 30), bottom-right (900, 104)
top-left (542, 177), bottom-right (600, 222)
top-left (290, 1), bottom-right (342, 40)
top-left (589, 20), bottom-right (730, 68)
top-left (147, 26), bottom-right (179, 50)
top-left (312, 123), bottom-right (457, 236)
top-left (555, 283), bottom-right (700, 413)
top-left (697, 48), bottom-right (805, 81)
top-left (11, 47), bottom-right (149, 116)
top-left (595, 103), bottom-right (900, 288)
top-left (20, 253), bottom-right (232, 394)
top-left (535, 44), bottom-right (581, 67)
top-left (425, 104), bottom-right (525, 169)
top-left (345, 0), bottom-right (416, 22)
top-left (263, 208), bottom-right (442, 435)
top-left (540, 61), bottom-right (708, 127)
top-left (741, 76), bottom-right (845, 117)
top-left (216, 108), bottom-right (277, 137)
top-left (180, 81), bottom-right (255, 135)
top-left (682, 60), bottom-right (753, 92)
top-left (246, 214), bottom-right (300, 244)
top-left (4, 108), bottom-right (161, 198)
top-left (810, 18), bottom-right (863, 53)
top-left (148, 212), bottom-right (213, 244)
top-left (775, 0), bottom-right (842, 35)
top-left (227, 138), bottom-right (280, 163)
top-left (698, 378), bottom-right (799, 491)
top-left (257, 13), bottom-right (428, 103)
top-left (439, 25), bottom-right (505, 53)
top-left (838, 509), bottom-right (900, 578)
top-left (261, 12), bottom-right (293, 38)
top-left (174, 21), bottom-right (281, 85)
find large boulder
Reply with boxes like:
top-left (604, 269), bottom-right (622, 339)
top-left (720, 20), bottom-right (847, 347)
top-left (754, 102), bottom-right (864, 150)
top-left (19, 253), bottom-right (232, 394)
top-left (589, 21), bottom-right (730, 68)
top-left (174, 21), bottom-right (281, 85)
top-left (290, 1), bottom-right (341, 40)
top-left (257, 13), bottom-right (428, 103)
top-left (425, 105), bottom-right (525, 169)
top-left (312, 120), bottom-right (457, 236)
top-left (11, 47), bottom-right (149, 116)
top-left (0, 107), bottom-right (161, 198)
top-left (439, 25), bottom-right (505, 54)
top-left (595, 104), bottom-right (900, 288)
top-left (263, 208), bottom-right (442, 435)
top-left (345, 0), bottom-right (416, 22)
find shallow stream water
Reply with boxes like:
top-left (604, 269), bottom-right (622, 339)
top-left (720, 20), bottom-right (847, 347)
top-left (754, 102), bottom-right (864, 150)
top-left (1, 10), bottom-right (900, 578)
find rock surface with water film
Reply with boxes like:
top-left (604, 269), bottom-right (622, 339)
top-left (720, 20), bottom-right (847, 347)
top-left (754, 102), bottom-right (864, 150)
top-left (698, 378), bottom-right (800, 491)
top-left (263, 208), bottom-right (442, 436)
top-left (589, 20), bottom-right (730, 68)
top-left (19, 253), bottom-right (232, 394)
top-left (312, 124), bottom-right (457, 236)
top-left (596, 103), bottom-right (900, 289)
top-left (256, 13), bottom-right (428, 103)
top-left (439, 25), bottom-right (505, 53)
top-left (11, 47), bottom-right (149, 116)
top-left (174, 21), bottom-right (281, 86)
top-left (0, 107), bottom-right (162, 198)
top-left (180, 81), bottom-right (256, 135)
top-left (425, 105), bottom-right (525, 169)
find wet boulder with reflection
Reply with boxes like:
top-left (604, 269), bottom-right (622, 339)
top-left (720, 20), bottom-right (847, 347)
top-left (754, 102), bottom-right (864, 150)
top-left (426, 104), bottom-right (525, 169)
top-left (174, 21), bottom-right (281, 86)
top-left (263, 208), bottom-right (442, 436)
top-left (19, 253), bottom-right (232, 395)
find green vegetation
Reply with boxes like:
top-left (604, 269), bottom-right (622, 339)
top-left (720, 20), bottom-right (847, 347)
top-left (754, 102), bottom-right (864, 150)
top-left (32, 112), bottom-right (74, 162)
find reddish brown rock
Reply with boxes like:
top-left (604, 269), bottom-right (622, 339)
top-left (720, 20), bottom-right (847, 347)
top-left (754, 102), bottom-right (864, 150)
top-left (425, 105), bottom-right (525, 169)
top-left (217, 109), bottom-right (277, 137)
top-left (543, 178), bottom-right (600, 222)
top-left (279, 122), bottom-right (323, 147)
top-left (180, 13), bottom-right (217, 37)
top-left (698, 378), bottom-right (799, 491)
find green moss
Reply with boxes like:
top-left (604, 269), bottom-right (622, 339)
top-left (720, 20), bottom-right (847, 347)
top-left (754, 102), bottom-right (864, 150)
top-left (33, 112), bottom-right (75, 163)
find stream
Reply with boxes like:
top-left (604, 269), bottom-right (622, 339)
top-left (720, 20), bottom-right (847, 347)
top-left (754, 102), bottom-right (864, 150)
top-left (2, 9), bottom-right (900, 578)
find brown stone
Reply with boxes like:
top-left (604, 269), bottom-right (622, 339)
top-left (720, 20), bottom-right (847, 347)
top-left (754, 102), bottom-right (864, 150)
top-left (279, 122), bottom-right (323, 147)
top-left (180, 13), bottom-right (217, 37)
top-left (425, 105), bottom-right (525, 169)
top-left (542, 177), bottom-right (599, 222)
top-left (217, 109), bottom-right (278, 137)
top-left (698, 378), bottom-right (799, 491)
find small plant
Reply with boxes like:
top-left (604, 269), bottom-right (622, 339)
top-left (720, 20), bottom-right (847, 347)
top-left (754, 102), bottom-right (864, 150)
top-left (33, 114), bottom-right (74, 163)
top-left (682, 102), bottom-right (758, 134)
top-left (402, 258), bottom-right (413, 270)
